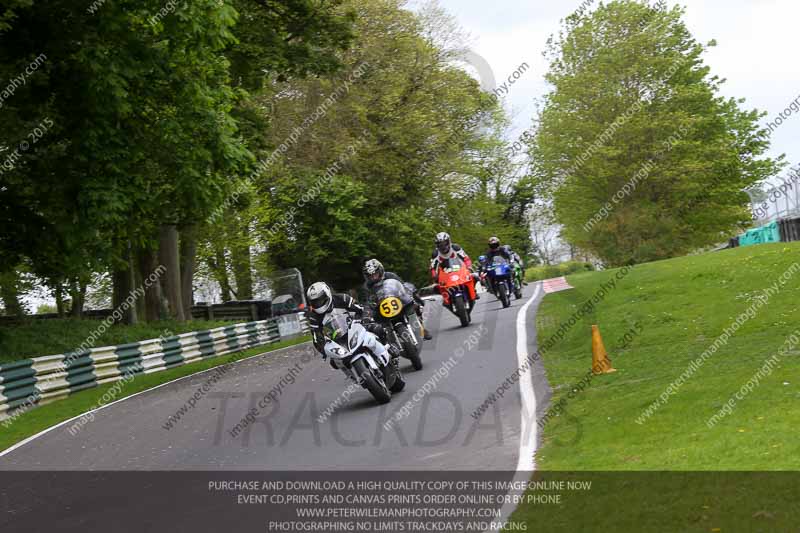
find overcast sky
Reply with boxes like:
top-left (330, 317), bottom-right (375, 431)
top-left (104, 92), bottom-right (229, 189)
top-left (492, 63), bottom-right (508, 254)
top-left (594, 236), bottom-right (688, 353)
top-left (415, 0), bottom-right (799, 182)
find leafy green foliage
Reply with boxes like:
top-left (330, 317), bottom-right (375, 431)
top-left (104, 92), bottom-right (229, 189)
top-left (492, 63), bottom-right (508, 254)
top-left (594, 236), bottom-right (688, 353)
top-left (524, 261), bottom-right (594, 282)
top-left (527, 0), bottom-right (781, 266)
top-left (0, 0), bottom-right (357, 313)
top-left (2, 0), bottom-right (532, 310)
top-left (219, 0), bottom-right (533, 290)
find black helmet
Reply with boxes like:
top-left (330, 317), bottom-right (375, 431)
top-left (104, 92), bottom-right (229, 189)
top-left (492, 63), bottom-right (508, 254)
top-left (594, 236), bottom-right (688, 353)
top-left (488, 236), bottom-right (501, 250)
top-left (435, 232), bottom-right (452, 255)
top-left (362, 259), bottom-right (385, 284)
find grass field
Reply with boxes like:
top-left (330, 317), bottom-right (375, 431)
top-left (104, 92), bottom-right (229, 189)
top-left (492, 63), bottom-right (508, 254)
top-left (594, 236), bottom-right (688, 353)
top-left (507, 243), bottom-right (800, 530)
top-left (0, 336), bottom-right (311, 453)
top-left (530, 242), bottom-right (800, 470)
top-left (0, 318), bottom-right (236, 364)
top-left (524, 260), bottom-right (595, 282)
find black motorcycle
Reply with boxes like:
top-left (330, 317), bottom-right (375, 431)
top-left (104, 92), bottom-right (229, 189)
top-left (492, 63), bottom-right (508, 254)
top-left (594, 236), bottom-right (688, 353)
top-left (369, 278), bottom-right (424, 371)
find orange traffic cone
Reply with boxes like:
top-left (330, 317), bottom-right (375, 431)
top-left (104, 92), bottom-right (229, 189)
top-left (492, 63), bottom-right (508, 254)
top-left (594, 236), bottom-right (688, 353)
top-left (591, 325), bottom-right (617, 375)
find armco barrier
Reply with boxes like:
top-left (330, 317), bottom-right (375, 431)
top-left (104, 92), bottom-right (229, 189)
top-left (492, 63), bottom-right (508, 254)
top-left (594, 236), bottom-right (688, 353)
top-left (0, 315), bottom-right (309, 421)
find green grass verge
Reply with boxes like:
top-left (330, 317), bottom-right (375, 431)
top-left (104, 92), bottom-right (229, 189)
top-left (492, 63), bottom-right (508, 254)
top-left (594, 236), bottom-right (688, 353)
top-left (508, 243), bottom-right (800, 530)
top-left (0, 335), bottom-right (310, 453)
top-left (0, 318), bottom-right (238, 364)
top-left (524, 260), bottom-right (595, 282)
top-left (532, 242), bottom-right (800, 470)
top-left (507, 472), bottom-right (800, 532)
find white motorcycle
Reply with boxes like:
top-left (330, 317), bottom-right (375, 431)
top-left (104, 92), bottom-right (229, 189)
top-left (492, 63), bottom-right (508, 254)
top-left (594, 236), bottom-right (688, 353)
top-left (322, 311), bottom-right (405, 404)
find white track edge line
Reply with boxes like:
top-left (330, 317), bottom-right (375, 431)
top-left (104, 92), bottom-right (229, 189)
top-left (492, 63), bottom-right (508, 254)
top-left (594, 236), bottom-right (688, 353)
top-left (487, 282), bottom-right (542, 532)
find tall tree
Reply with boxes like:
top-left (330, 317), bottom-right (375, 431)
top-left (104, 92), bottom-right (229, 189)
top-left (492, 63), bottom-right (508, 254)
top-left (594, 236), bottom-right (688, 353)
top-left (241, 0), bottom-right (528, 289)
top-left (526, 0), bottom-right (780, 266)
top-left (1, 0), bottom-right (355, 319)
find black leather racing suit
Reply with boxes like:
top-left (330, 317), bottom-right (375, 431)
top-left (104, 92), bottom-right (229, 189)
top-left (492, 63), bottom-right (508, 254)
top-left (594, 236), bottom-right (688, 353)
top-left (483, 247), bottom-right (513, 269)
top-left (362, 275), bottom-right (423, 345)
top-left (364, 272), bottom-right (425, 312)
top-left (305, 293), bottom-right (364, 355)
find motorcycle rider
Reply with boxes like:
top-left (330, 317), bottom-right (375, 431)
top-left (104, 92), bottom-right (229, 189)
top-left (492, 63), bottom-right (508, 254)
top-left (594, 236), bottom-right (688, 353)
top-left (430, 232), bottom-right (474, 278)
top-left (476, 255), bottom-right (491, 292)
top-left (430, 232), bottom-right (480, 306)
top-left (362, 259), bottom-right (432, 340)
top-left (481, 237), bottom-right (515, 295)
top-left (502, 244), bottom-right (527, 281)
top-left (305, 282), bottom-right (401, 379)
top-left (484, 236), bottom-right (513, 265)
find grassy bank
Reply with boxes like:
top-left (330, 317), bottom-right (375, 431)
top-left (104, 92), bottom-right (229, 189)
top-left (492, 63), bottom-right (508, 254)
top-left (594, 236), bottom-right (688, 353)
top-left (0, 335), bottom-right (311, 452)
top-left (508, 243), bottom-right (800, 530)
top-left (0, 318), bottom-right (236, 364)
top-left (524, 261), bottom-right (595, 282)
top-left (532, 242), bottom-right (800, 470)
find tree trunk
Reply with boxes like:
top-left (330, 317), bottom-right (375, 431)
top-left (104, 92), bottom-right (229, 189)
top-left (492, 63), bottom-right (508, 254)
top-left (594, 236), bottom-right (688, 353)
top-left (158, 224), bottom-right (185, 322)
top-left (227, 214), bottom-right (253, 300)
top-left (68, 278), bottom-right (86, 318)
top-left (209, 247), bottom-right (234, 302)
top-left (133, 258), bottom-right (146, 320)
top-left (179, 226), bottom-right (197, 319)
top-left (0, 271), bottom-right (24, 317)
top-left (111, 244), bottom-right (138, 325)
top-left (137, 245), bottom-right (162, 322)
top-left (230, 243), bottom-right (253, 301)
top-left (54, 283), bottom-right (65, 318)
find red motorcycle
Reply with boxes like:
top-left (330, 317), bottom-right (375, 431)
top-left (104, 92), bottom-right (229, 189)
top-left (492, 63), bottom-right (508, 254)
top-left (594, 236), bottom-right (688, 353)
top-left (437, 258), bottom-right (478, 327)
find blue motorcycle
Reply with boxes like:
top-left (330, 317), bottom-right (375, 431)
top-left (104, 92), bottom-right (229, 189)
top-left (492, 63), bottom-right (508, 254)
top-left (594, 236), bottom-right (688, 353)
top-left (486, 256), bottom-right (513, 308)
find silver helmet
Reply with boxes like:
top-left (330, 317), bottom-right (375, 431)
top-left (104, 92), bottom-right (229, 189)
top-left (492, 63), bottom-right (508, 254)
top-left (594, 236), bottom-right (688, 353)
top-left (306, 282), bottom-right (333, 314)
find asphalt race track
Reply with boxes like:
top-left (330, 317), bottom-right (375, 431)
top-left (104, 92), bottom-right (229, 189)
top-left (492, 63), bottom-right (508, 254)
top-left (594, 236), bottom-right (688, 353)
top-left (1, 285), bottom-right (548, 471)
top-left (0, 284), bottom-right (551, 533)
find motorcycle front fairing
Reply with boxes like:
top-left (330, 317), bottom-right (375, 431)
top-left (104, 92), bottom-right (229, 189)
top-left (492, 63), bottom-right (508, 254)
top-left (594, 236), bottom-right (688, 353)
top-left (374, 278), bottom-right (414, 306)
top-left (323, 316), bottom-right (391, 372)
top-left (487, 257), bottom-right (512, 284)
top-left (437, 259), bottom-right (477, 306)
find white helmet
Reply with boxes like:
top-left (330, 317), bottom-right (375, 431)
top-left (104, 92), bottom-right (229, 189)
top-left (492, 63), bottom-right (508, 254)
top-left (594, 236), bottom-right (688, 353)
top-left (307, 282), bottom-right (333, 314)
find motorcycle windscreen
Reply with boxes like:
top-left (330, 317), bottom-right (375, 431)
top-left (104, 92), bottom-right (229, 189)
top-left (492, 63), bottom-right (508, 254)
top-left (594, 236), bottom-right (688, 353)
top-left (441, 256), bottom-right (466, 272)
top-left (492, 256), bottom-right (509, 274)
top-left (374, 278), bottom-right (414, 307)
top-left (322, 312), bottom-right (350, 346)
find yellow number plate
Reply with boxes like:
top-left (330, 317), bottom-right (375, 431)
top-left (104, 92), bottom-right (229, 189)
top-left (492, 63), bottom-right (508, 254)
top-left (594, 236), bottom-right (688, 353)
top-left (379, 297), bottom-right (403, 318)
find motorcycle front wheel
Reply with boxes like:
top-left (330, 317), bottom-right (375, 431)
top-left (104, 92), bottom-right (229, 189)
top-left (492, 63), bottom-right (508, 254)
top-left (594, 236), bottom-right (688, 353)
top-left (384, 358), bottom-right (406, 393)
top-left (454, 294), bottom-right (470, 327)
top-left (353, 358), bottom-right (391, 404)
top-left (498, 282), bottom-right (511, 308)
top-left (397, 319), bottom-right (423, 370)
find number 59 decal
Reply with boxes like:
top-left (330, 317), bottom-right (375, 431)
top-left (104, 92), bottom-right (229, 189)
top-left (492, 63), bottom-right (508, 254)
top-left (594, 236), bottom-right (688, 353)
top-left (379, 297), bottom-right (403, 318)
